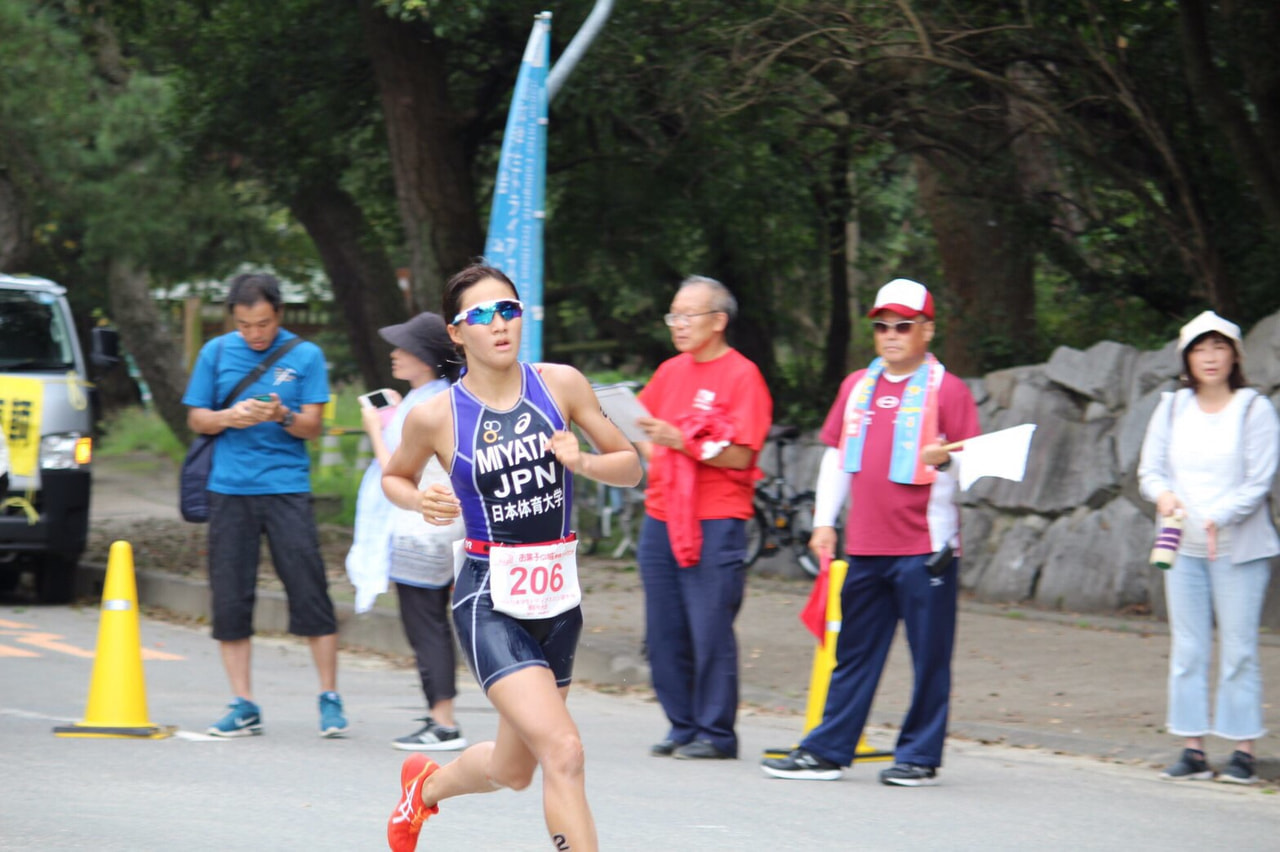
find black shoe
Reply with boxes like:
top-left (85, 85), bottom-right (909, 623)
top-left (1218, 750), bottom-right (1257, 785)
top-left (650, 739), bottom-right (681, 757)
top-left (879, 763), bottom-right (939, 786)
top-left (392, 717), bottom-right (468, 752)
top-left (760, 748), bottom-right (842, 781)
top-left (1160, 748), bottom-right (1214, 781)
top-left (673, 740), bottom-right (734, 760)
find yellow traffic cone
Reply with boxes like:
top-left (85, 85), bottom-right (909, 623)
top-left (53, 541), bottom-right (174, 739)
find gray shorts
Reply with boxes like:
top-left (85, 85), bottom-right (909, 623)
top-left (207, 491), bottom-right (337, 641)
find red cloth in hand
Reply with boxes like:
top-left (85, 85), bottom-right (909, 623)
top-left (799, 554), bottom-right (832, 644)
top-left (668, 408), bottom-right (739, 567)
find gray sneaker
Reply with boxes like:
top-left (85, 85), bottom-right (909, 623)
top-left (760, 748), bottom-right (842, 781)
top-left (879, 762), bottom-right (939, 786)
top-left (1160, 748), bottom-right (1214, 781)
top-left (1218, 750), bottom-right (1258, 785)
top-left (393, 717), bottom-right (468, 752)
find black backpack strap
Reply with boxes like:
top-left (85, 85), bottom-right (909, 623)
top-left (217, 336), bottom-right (305, 410)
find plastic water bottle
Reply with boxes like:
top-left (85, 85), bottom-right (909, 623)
top-left (1150, 513), bottom-right (1183, 570)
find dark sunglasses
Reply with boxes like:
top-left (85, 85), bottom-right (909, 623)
top-left (452, 299), bottom-right (524, 326)
top-left (872, 320), bottom-right (923, 335)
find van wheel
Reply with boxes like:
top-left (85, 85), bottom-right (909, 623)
top-left (36, 555), bottom-right (78, 604)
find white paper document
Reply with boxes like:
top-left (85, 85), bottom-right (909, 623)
top-left (593, 383), bottom-right (651, 444)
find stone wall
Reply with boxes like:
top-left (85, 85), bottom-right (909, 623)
top-left (755, 313), bottom-right (1280, 627)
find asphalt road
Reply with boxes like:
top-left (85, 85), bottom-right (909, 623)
top-left (3, 603), bottom-right (1279, 851)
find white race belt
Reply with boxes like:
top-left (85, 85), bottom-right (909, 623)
top-left (487, 536), bottom-right (581, 619)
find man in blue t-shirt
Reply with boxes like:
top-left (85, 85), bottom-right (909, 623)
top-left (182, 271), bottom-right (345, 739)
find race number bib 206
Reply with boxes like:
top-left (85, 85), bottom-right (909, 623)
top-left (488, 537), bottom-right (581, 620)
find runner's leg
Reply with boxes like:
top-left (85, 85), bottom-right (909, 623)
top-left (419, 666), bottom-right (595, 850)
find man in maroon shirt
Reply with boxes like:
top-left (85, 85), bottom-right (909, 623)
top-left (761, 278), bottom-right (979, 786)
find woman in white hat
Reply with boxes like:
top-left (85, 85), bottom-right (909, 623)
top-left (1138, 310), bottom-right (1279, 784)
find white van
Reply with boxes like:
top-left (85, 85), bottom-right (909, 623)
top-left (0, 274), bottom-right (118, 602)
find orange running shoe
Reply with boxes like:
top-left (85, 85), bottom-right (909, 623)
top-left (387, 754), bottom-right (440, 851)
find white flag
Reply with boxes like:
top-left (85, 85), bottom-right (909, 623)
top-left (954, 424), bottom-right (1037, 491)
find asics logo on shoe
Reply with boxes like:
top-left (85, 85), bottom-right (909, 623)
top-left (393, 778), bottom-right (425, 827)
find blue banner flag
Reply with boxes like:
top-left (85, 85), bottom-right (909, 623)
top-left (484, 13), bottom-right (551, 363)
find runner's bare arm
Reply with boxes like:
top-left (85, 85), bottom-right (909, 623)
top-left (539, 364), bottom-right (643, 488)
top-left (382, 393), bottom-right (460, 524)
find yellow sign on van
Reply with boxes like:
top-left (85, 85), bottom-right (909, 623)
top-left (0, 377), bottom-right (42, 477)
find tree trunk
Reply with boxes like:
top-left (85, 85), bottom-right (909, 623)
top-left (106, 259), bottom-right (193, 443)
top-left (913, 153), bottom-right (1037, 377)
top-left (358, 0), bottom-right (484, 312)
top-left (1178, 0), bottom-right (1280, 234)
top-left (0, 172), bottom-right (28, 271)
top-left (821, 134), bottom-right (853, 388)
top-left (289, 180), bottom-right (405, 390)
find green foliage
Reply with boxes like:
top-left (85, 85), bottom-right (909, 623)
top-left (95, 405), bottom-right (186, 462)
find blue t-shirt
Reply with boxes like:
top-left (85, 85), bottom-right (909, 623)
top-left (182, 329), bottom-right (329, 495)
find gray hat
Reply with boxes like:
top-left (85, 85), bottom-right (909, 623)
top-left (379, 312), bottom-right (459, 381)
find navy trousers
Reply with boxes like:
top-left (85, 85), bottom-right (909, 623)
top-left (801, 553), bottom-right (958, 768)
top-left (638, 515), bottom-right (748, 757)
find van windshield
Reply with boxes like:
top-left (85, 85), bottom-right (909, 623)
top-left (0, 290), bottom-right (75, 370)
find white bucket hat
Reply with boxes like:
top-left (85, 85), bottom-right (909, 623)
top-left (1176, 310), bottom-right (1241, 358)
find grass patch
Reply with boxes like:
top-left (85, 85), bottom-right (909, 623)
top-left (97, 406), bottom-right (187, 462)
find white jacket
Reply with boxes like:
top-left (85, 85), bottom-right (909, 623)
top-left (1137, 387), bottom-right (1280, 564)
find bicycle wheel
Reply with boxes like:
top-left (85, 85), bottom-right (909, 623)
top-left (743, 503), bottom-right (768, 568)
top-left (789, 491), bottom-right (822, 578)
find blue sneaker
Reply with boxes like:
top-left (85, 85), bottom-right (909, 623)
top-left (207, 697), bottom-right (262, 738)
top-left (319, 691), bottom-right (348, 738)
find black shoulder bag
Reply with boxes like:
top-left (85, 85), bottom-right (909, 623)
top-left (179, 337), bottom-right (304, 522)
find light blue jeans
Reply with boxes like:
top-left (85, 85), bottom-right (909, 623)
top-left (1164, 554), bottom-right (1271, 740)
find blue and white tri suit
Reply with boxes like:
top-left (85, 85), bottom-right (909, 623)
top-left (449, 362), bottom-right (582, 692)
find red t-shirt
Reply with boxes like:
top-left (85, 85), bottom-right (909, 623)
top-left (819, 367), bottom-right (979, 555)
top-left (639, 349), bottom-right (773, 521)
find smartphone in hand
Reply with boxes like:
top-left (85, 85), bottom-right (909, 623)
top-left (358, 388), bottom-right (395, 409)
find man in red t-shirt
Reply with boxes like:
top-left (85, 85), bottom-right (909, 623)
top-left (761, 278), bottom-right (979, 786)
top-left (635, 275), bottom-right (773, 761)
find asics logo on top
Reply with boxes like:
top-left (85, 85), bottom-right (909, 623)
top-left (515, 412), bottom-right (532, 434)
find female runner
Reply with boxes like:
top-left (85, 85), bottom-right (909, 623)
top-left (384, 263), bottom-right (643, 852)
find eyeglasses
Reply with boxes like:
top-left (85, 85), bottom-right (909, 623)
top-left (452, 299), bottom-right (524, 326)
top-left (872, 320), bottom-right (924, 335)
top-left (664, 311), bottom-right (722, 328)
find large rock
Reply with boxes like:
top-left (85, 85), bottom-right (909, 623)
top-left (968, 413), bottom-right (1118, 512)
top-left (1243, 313), bottom-right (1280, 393)
top-left (1113, 383), bottom-right (1174, 478)
top-left (1031, 497), bottom-right (1152, 612)
top-left (970, 514), bottom-right (1050, 602)
top-left (1045, 341), bottom-right (1137, 410)
top-left (1126, 340), bottom-right (1180, 405)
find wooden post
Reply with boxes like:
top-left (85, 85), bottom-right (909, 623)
top-left (182, 296), bottom-right (202, 372)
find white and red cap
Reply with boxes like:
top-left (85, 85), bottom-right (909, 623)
top-left (868, 278), bottom-right (934, 319)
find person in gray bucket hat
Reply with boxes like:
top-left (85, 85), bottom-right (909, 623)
top-left (347, 311), bottom-right (468, 752)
